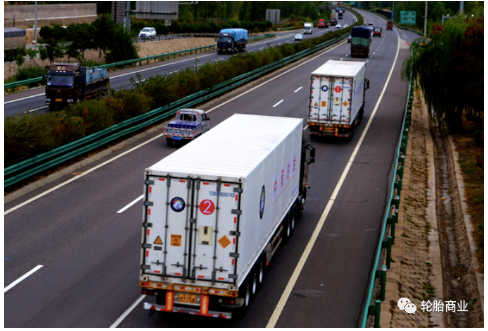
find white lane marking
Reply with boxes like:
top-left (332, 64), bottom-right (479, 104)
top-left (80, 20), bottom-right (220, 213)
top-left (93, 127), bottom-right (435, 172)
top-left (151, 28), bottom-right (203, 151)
top-left (373, 52), bottom-right (376, 55)
top-left (294, 87), bottom-right (303, 93)
top-left (304, 125), bottom-right (309, 130)
top-left (4, 134), bottom-right (164, 216)
top-left (110, 295), bottom-right (146, 328)
top-left (345, 54), bottom-right (349, 57)
top-left (370, 55), bottom-right (373, 58)
top-left (5, 40), bottom-right (348, 215)
top-left (340, 58), bottom-right (343, 60)
top-left (273, 100), bottom-right (284, 107)
top-left (366, 60), bottom-right (369, 63)
top-left (207, 40), bottom-right (348, 114)
top-left (266, 27), bottom-right (401, 329)
top-left (27, 106), bottom-right (48, 113)
top-left (4, 265), bottom-right (43, 293)
top-left (4, 93), bottom-right (44, 104)
top-left (117, 195), bottom-right (144, 214)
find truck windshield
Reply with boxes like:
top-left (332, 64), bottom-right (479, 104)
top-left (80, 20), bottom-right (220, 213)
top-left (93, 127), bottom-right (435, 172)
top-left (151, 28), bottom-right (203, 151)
top-left (304, 27), bottom-right (311, 31)
top-left (218, 36), bottom-right (232, 43)
top-left (179, 113), bottom-right (197, 121)
top-left (47, 75), bottom-right (74, 86)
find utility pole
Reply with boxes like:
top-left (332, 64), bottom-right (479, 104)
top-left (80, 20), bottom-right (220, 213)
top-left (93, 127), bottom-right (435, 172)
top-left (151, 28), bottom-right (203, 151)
top-left (460, 1), bottom-right (464, 14)
top-left (424, 1), bottom-right (428, 37)
top-left (34, 1), bottom-right (38, 43)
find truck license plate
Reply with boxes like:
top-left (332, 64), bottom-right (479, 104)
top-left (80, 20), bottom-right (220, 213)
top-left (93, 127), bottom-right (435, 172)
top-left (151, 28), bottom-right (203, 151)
top-left (55, 99), bottom-right (62, 102)
top-left (323, 127), bottom-right (334, 132)
top-left (173, 136), bottom-right (181, 140)
top-left (178, 294), bottom-right (196, 304)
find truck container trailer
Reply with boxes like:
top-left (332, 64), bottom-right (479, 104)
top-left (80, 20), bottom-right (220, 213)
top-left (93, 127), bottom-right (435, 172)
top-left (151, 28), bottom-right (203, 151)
top-left (140, 114), bottom-right (315, 318)
top-left (216, 28), bottom-right (248, 54)
top-left (350, 26), bottom-right (371, 57)
top-left (308, 60), bottom-right (370, 140)
top-left (44, 63), bottom-right (109, 111)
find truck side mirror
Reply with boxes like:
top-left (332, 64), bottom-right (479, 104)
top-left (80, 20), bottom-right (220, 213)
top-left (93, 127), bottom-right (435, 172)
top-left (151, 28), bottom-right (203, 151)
top-left (365, 79), bottom-right (370, 90)
top-left (307, 145), bottom-right (316, 164)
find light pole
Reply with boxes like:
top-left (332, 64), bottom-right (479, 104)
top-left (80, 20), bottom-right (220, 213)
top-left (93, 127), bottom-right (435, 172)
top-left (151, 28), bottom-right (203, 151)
top-left (34, 1), bottom-right (38, 43)
top-left (423, 1), bottom-right (428, 37)
top-left (391, 1), bottom-right (394, 21)
top-left (442, 14), bottom-right (450, 25)
top-left (460, 1), bottom-right (464, 14)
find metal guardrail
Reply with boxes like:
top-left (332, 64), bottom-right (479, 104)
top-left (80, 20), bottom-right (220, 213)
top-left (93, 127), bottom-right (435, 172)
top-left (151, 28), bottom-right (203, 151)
top-left (4, 31), bottom-right (351, 188)
top-left (4, 34), bottom-right (275, 90)
top-left (360, 75), bottom-right (415, 328)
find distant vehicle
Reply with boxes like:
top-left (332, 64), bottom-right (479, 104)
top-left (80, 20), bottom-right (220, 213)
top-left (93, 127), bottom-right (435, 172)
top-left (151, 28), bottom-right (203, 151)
top-left (347, 35), bottom-right (352, 43)
top-left (141, 114), bottom-right (315, 319)
top-left (318, 19), bottom-right (328, 28)
top-left (217, 28), bottom-right (248, 54)
top-left (368, 23), bottom-right (374, 27)
top-left (304, 22), bottom-right (313, 34)
top-left (330, 18), bottom-right (338, 26)
top-left (350, 26), bottom-right (371, 57)
top-left (295, 34), bottom-right (304, 41)
top-left (352, 18), bottom-right (355, 22)
top-left (387, 21), bottom-right (394, 30)
top-left (338, 10), bottom-right (344, 19)
top-left (336, 24), bottom-right (342, 29)
top-left (373, 27), bottom-right (382, 37)
top-left (344, 24), bottom-right (349, 28)
top-left (163, 109), bottom-right (210, 146)
top-left (139, 27), bottom-right (156, 39)
top-left (44, 63), bottom-right (109, 111)
top-left (308, 60), bottom-right (370, 141)
top-left (336, 7), bottom-right (340, 12)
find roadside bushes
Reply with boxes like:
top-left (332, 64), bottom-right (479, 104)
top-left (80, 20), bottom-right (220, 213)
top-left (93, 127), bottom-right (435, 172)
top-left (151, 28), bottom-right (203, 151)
top-left (5, 12), bottom-right (362, 167)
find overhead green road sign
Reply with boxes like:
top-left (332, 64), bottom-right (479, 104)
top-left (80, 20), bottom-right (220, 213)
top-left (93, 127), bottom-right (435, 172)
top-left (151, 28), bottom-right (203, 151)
top-left (400, 11), bottom-right (416, 24)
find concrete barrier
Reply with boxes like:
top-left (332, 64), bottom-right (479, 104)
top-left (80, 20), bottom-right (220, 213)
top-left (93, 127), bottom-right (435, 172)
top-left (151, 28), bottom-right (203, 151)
top-left (4, 3), bottom-right (97, 28)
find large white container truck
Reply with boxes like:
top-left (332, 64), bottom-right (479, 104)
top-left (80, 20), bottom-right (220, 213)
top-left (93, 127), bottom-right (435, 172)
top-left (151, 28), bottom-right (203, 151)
top-left (304, 22), bottom-right (313, 34)
top-left (139, 114), bottom-right (315, 319)
top-left (308, 60), bottom-right (370, 140)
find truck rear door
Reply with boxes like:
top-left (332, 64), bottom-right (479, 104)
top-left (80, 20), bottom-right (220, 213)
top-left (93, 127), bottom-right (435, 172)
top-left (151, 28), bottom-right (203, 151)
top-left (142, 177), bottom-right (241, 284)
top-left (329, 77), bottom-right (353, 123)
top-left (309, 75), bottom-right (330, 122)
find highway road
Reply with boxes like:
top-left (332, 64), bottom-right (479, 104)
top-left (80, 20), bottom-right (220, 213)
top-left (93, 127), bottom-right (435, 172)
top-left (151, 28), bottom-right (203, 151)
top-left (4, 10), bottom-right (425, 328)
top-left (4, 11), bottom-right (357, 117)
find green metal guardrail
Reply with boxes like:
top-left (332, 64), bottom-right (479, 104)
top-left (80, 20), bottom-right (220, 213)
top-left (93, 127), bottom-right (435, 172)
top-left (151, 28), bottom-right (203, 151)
top-left (5, 31), bottom-right (351, 188)
top-left (360, 74), bottom-right (415, 328)
top-left (4, 34), bottom-right (275, 90)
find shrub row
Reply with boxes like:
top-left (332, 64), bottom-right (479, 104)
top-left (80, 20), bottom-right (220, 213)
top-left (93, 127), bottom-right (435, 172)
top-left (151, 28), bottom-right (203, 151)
top-left (5, 11), bottom-right (362, 168)
top-left (131, 20), bottom-right (272, 36)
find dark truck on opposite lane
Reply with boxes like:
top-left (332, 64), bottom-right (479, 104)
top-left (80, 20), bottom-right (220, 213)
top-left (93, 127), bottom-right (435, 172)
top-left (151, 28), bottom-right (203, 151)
top-left (216, 28), bottom-right (248, 54)
top-left (44, 63), bottom-right (109, 111)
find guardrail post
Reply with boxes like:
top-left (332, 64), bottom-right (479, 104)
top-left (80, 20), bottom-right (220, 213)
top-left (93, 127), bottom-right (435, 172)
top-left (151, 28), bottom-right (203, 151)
top-left (374, 300), bottom-right (381, 328)
top-left (380, 265), bottom-right (387, 301)
top-left (386, 236), bottom-right (393, 269)
top-left (147, 56), bottom-right (149, 65)
top-left (390, 212), bottom-right (397, 244)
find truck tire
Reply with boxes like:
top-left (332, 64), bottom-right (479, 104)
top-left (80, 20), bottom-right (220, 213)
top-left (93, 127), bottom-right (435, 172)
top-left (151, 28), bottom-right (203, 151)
top-left (256, 254), bottom-right (265, 290)
top-left (49, 104), bottom-right (56, 112)
top-left (283, 214), bottom-right (293, 244)
top-left (233, 277), bottom-right (251, 319)
top-left (166, 138), bottom-right (173, 147)
top-left (250, 266), bottom-right (258, 302)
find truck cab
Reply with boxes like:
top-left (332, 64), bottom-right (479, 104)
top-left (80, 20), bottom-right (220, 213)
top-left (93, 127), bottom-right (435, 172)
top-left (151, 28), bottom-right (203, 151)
top-left (304, 22), bottom-right (313, 34)
top-left (163, 109), bottom-right (210, 146)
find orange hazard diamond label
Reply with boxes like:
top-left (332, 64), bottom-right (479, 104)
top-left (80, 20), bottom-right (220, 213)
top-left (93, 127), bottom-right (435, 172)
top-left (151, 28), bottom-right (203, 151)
top-left (314, 102), bottom-right (318, 107)
top-left (154, 236), bottom-right (163, 245)
top-left (218, 235), bottom-right (231, 249)
top-left (343, 101), bottom-right (349, 106)
top-left (321, 101), bottom-right (327, 107)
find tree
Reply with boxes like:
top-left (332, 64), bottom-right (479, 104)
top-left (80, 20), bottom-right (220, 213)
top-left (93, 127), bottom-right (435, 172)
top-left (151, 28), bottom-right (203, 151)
top-left (67, 23), bottom-right (95, 61)
top-left (15, 45), bottom-right (27, 67)
top-left (91, 14), bottom-right (115, 59)
top-left (401, 16), bottom-right (484, 133)
top-left (39, 25), bottom-right (68, 63)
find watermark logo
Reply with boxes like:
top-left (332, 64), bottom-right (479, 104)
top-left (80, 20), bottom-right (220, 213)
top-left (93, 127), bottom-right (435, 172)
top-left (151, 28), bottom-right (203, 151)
top-left (397, 298), bottom-right (416, 314)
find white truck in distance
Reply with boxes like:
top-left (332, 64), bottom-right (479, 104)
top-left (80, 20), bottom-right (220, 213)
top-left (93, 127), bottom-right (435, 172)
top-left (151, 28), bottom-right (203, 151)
top-left (163, 109), bottom-right (210, 146)
top-left (308, 60), bottom-right (370, 141)
top-left (304, 22), bottom-right (313, 34)
top-left (140, 114), bottom-right (315, 319)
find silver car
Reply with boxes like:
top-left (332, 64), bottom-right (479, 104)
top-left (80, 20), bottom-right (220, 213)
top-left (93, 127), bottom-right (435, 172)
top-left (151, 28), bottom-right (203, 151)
top-left (295, 34), bottom-right (304, 41)
top-left (336, 24), bottom-right (342, 29)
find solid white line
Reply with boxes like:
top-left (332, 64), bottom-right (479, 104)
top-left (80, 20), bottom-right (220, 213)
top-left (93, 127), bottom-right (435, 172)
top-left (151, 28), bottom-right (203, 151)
top-left (4, 134), bottom-right (164, 216)
top-left (266, 27), bottom-right (400, 329)
top-left (294, 87), bottom-right (303, 93)
top-left (27, 106), bottom-right (48, 113)
top-left (4, 265), bottom-right (43, 293)
top-left (304, 125), bottom-right (309, 130)
top-left (273, 100), bottom-right (284, 107)
top-left (4, 93), bottom-right (44, 104)
top-left (207, 39), bottom-right (348, 114)
top-left (117, 195), bottom-right (144, 214)
top-left (110, 295), bottom-right (146, 328)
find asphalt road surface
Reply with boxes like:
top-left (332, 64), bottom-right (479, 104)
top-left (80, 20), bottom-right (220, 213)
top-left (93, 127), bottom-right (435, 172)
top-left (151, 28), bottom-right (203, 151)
top-left (4, 10), bottom-right (425, 328)
top-left (4, 11), bottom-right (357, 117)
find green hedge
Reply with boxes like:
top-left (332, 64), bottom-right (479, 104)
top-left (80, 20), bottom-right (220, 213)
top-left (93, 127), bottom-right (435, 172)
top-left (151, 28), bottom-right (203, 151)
top-left (5, 10), bottom-right (362, 167)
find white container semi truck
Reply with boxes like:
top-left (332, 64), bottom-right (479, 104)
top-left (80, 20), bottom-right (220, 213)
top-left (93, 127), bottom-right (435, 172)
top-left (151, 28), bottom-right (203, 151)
top-left (139, 114), bottom-right (315, 319)
top-left (308, 60), bottom-right (370, 140)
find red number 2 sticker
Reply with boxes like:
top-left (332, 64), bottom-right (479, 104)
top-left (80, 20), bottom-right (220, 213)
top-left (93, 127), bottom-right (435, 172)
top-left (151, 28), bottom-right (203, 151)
top-left (199, 199), bottom-right (215, 215)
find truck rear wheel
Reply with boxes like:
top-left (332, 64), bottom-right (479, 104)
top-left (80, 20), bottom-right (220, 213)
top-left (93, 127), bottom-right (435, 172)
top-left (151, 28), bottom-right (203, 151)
top-left (233, 277), bottom-right (251, 319)
top-left (283, 214), bottom-right (293, 244)
top-left (256, 254), bottom-right (265, 290)
top-left (166, 138), bottom-right (173, 147)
